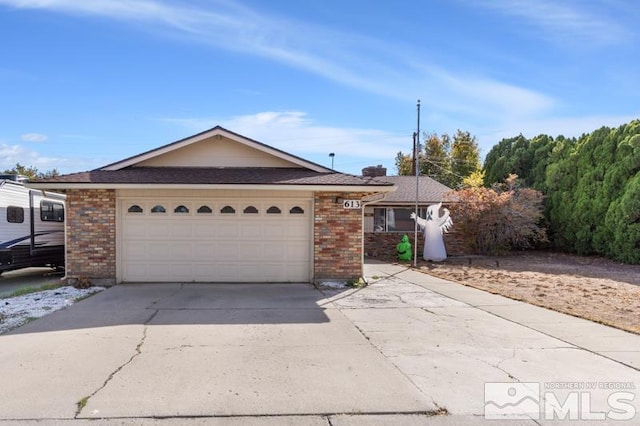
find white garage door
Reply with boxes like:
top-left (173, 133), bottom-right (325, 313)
top-left (119, 198), bottom-right (312, 282)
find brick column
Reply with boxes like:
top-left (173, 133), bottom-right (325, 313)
top-left (66, 189), bottom-right (116, 285)
top-left (314, 192), bottom-right (365, 281)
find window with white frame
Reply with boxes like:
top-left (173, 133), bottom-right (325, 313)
top-left (373, 207), bottom-right (426, 232)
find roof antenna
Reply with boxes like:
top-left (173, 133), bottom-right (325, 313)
top-left (329, 152), bottom-right (335, 170)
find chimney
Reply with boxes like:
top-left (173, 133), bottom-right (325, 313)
top-left (362, 165), bottom-right (387, 177)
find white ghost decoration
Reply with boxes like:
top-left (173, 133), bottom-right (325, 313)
top-left (411, 202), bottom-right (453, 262)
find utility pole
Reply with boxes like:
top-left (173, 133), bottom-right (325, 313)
top-left (414, 99), bottom-right (421, 268)
top-left (411, 132), bottom-right (417, 176)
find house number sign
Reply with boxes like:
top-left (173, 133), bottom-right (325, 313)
top-left (343, 200), bottom-right (362, 209)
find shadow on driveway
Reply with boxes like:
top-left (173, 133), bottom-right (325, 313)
top-left (6, 283), bottom-right (335, 334)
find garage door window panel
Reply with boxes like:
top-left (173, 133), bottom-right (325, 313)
top-left (197, 205), bottom-right (213, 214)
top-left (127, 205), bottom-right (144, 214)
top-left (243, 205), bottom-right (259, 214)
top-left (289, 206), bottom-right (305, 215)
top-left (151, 205), bottom-right (166, 214)
top-left (266, 206), bottom-right (282, 214)
top-left (220, 205), bottom-right (236, 214)
top-left (174, 205), bottom-right (190, 214)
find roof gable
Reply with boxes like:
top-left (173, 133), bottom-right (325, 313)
top-left (102, 126), bottom-right (331, 172)
top-left (29, 126), bottom-right (396, 192)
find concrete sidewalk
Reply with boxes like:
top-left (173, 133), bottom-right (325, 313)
top-left (0, 265), bottom-right (639, 424)
top-left (364, 261), bottom-right (640, 370)
top-left (351, 261), bottom-right (640, 421)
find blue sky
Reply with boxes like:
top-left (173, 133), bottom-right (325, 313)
top-left (1, 0), bottom-right (638, 176)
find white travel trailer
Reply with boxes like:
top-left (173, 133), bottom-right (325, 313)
top-left (0, 175), bottom-right (65, 275)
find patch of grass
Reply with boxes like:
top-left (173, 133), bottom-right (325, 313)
top-left (76, 396), bottom-right (89, 416)
top-left (1, 282), bottom-right (65, 300)
top-left (347, 277), bottom-right (367, 288)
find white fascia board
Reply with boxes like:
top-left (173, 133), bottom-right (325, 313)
top-left (27, 183), bottom-right (396, 192)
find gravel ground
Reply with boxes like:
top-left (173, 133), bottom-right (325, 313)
top-left (0, 286), bottom-right (105, 334)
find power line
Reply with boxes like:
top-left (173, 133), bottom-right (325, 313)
top-left (421, 159), bottom-right (468, 179)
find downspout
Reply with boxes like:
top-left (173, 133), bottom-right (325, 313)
top-left (361, 191), bottom-right (390, 283)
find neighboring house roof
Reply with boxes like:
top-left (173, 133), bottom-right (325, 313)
top-left (29, 126), bottom-right (395, 192)
top-left (372, 176), bottom-right (453, 204)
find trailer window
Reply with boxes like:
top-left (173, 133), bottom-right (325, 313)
top-left (41, 201), bottom-right (64, 222)
top-left (7, 206), bottom-right (24, 223)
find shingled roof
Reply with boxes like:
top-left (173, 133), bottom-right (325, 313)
top-left (373, 175), bottom-right (453, 204)
top-left (31, 167), bottom-right (395, 191)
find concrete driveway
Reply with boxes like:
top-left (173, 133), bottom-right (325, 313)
top-left (1, 262), bottom-right (639, 425)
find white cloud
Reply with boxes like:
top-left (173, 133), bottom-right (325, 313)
top-left (468, 0), bottom-right (629, 46)
top-left (0, 143), bottom-right (43, 169)
top-left (160, 111), bottom-right (413, 174)
top-left (162, 111), bottom-right (410, 161)
top-left (21, 133), bottom-right (48, 142)
top-left (0, 0), bottom-right (557, 121)
top-left (0, 143), bottom-right (101, 173)
top-left (415, 65), bottom-right (555, 121)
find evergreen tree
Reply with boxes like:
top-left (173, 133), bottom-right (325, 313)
top-left (2, 163), bottom-right (59, 180)
top-left (394, 151), bottom-right (412, 175)
top-left (450, 130), bottom-right (481, 188)
top-left (394, 130), bottom-right (480, 188)
top-left (482, 119), bottom-right (640, 263)
top-left (420, 132), bottom-right (452, 185)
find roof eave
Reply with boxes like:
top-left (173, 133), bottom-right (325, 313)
top-left (27, 183), bottom-right (396, 192)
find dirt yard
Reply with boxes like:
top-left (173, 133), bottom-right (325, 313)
top-left (413, 251), bottom-right (640, 334)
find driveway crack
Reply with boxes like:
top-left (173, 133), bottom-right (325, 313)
top-left (146, 283), bottom-right (184, 309)
top-left (74, 309), bottom-right (158, 418)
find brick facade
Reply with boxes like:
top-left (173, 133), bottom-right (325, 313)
top-left (66, 189), bottom-right (116, 285)
top-left (364, 231), bottom-right (466, 261)
top-left (314, 192), bottom-right (366, 281)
